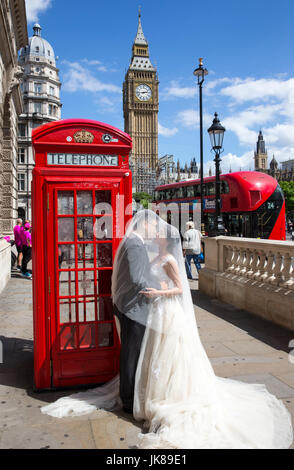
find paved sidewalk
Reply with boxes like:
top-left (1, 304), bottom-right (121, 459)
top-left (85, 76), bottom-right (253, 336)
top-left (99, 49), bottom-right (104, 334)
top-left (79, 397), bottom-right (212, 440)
top-left (0, 267), bottom-right (294, 449)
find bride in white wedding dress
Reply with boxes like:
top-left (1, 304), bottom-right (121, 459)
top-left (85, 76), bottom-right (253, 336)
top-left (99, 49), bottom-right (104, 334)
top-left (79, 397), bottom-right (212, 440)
top-left (41, 210), bottom-right (293, 449)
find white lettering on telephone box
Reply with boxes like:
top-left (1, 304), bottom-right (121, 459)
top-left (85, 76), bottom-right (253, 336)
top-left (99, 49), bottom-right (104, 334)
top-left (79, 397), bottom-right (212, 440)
top-left (47, 153), bottom-right (119, 167)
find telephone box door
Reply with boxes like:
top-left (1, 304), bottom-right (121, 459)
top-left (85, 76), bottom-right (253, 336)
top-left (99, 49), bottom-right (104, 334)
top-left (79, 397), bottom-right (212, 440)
top-left (47, 181), bottom-right (121, 388)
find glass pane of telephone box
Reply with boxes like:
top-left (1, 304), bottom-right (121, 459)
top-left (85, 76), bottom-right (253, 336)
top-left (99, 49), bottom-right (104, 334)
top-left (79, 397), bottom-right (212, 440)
top-left (94, 191), bottom-right (111, 214)
top-left (77, 217), bottom-right (93, 241)
top-left (97, 271), bottom-right (112, 295)
top-left (59, 299), bottom-right (76, 323)
top-left (77, 191), bottom-right (93, 214)
top-left (98, 323), bottom-right (113, 347)
top-left (79, 324), bottom-right (96, 349)
top-left (94, 218), bottom-right (112, 240)
top-left (77, 243), bottom-right (94, 269)
top-left (59, 270), bottom-right (75, 297)
top-left (78, 296), bottom-right (96, 322)
top-left (98, 297), bottom-right (113, 321)
top-left (58, 244), bottom-right (75, 269)
top-left (58, 218), bottom-right (75, 242)
top-left (97, 243), bottom-right (112, 267)
top-left (60, 325), bottom-right (77, 351)
top-left (58, 191), bottom-right (74, 214)
top-left (78, 270), bottom-right (96, 297)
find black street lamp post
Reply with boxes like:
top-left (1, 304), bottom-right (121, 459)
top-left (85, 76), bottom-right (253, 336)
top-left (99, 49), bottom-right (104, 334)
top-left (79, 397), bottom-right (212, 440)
top-left (207, 113), bottom-right (226, 234)
top-left (193, 58), bottom-right (208, 234)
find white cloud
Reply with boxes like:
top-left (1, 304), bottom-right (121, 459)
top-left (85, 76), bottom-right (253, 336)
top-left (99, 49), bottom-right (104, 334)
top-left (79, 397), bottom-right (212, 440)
top-left (200, 75), bottom-right (294, 162)
top-left (221, 77), bottom-right (294, 104)
top-left (95, 96), bottom-right (119, 113)
top-left (176, 109), bottom-right (198, 128)
top-left (263, 146), bottom-right (294, 164)
top-left (222, 104), bottom-right (282, 146)
top-left (204, 151), bottom-right (254, 175)
top-left (161, 81), bottom-right (196, 100)
top-left (176, 109), bottom-right (212, 129)
top-left (264, 124), bottom-right (294, 147)
top-left (25, 0), bottom-right (52, 22)
top-left (205, 77), bottom-right (237, 92)
top-left (81, 59), bottom-right (108, 72)
top-left (204, 147), bottom-right (294, 176)
top-left (82, 59), bottom-right (102, 66)
top-left (158, 123), bottom-right (178, 137)
top-left (62, 61), bottom-right (121, 94)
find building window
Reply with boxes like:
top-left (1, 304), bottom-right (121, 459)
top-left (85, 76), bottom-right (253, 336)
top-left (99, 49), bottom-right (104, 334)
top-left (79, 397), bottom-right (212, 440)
top-left (18, 124), bottom-right (26, 137)
top-left (35, 46), bottom-right (39, 53)
top-left (49, 86), bottom-right (54, 96)
top-left (34, 102), bottom-right (42, 114)
top-left (48, 50), bottom-right (51, 56)
top-left (34, 82), bottom-right (42, 94)
top-left (18, 173), bottom-right (26, 191)
top-left (49, 104), bottom-right (57, 116)
top-left (18, 148), bottom-right (26, 164)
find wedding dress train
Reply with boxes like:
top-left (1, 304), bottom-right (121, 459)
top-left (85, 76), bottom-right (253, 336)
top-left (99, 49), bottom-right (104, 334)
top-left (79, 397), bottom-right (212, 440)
top-left (133, 256), bottom-right (293, 449)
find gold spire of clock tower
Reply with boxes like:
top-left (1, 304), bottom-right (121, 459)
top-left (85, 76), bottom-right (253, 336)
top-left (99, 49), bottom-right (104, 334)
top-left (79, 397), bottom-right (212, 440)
top-left (123, 11), bottom-right (159, 192)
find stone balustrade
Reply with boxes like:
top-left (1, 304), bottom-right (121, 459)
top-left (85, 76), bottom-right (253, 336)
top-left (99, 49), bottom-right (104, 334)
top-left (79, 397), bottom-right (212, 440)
top-left (199, 236), bottom-right (294, 331)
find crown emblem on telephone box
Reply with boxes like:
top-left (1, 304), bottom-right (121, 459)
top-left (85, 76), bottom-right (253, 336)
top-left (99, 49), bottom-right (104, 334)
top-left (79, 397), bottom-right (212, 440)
top-left (73, 130), bottom-right (95, 143)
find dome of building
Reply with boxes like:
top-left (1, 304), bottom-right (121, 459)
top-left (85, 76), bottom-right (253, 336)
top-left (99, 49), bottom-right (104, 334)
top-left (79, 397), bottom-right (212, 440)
top-left (19, 24), bottom-right (56, 66)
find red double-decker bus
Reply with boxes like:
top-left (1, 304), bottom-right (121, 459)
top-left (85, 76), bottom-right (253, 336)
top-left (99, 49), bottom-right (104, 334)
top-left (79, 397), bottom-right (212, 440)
top-left (153, 171), bottom-right (286, 240)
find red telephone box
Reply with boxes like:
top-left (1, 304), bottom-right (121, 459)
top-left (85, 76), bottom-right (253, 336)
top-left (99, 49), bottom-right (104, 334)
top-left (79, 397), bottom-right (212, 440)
top-left (31, 119), bottom-right (132, 390)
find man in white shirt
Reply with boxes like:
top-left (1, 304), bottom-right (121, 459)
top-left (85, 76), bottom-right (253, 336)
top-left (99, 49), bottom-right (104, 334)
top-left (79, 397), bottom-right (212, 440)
top-left (183, 221), bottom-right (202, 279)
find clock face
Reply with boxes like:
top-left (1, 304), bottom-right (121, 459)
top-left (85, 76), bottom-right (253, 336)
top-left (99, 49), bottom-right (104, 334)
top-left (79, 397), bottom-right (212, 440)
top-left (135, 84), bottom-right (152, 101)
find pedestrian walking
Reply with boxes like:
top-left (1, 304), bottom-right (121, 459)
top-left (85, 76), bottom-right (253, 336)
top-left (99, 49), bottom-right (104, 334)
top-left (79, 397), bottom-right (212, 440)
top-left (21, 222), bottom-right (32, 279)
top-left (13, 218), bottom-right (24, 271)
top-left (183, 221), bottom-right (202, 280)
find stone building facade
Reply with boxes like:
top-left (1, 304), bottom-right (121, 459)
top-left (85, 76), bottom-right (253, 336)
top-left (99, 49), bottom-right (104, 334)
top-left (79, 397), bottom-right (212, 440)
top-left (0, 0), bottom-right (28, 234)
top-left (17, 24), bottom-right (62, 221)
top-left (157, 156), bottom-right (199, 185)
top-left (254, 130), bottom-right (294, 181)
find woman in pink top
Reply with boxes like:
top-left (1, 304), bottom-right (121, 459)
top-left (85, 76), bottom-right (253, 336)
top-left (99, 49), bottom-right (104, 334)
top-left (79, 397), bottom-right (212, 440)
top-left (13, 218), bottom-right (24, 270)
top-left (21, 222), bottom-right (32, 279)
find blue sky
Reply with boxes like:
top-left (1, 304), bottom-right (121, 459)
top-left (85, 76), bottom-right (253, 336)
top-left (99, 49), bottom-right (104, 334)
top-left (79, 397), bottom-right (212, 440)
top-left (25, 0), bottom-right (294, 174)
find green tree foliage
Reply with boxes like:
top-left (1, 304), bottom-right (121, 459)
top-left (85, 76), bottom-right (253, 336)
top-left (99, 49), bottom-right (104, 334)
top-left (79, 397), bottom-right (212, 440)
top-left (279, 181), bottom-right (294, 213)
top-left (132, 192), bottom-right (152, 202)
top-left (133, 192), bottom-right (153, 209)
top-left (140, 199), bottom-right (151, 209)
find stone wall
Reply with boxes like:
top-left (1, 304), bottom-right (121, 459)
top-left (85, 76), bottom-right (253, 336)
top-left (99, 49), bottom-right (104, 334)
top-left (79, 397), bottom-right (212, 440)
top-left (0, 239), bottom-right (11, 293)
top-left (199, 236), bottom-right (294, 331)
top-left (0, 0), bottom-right (28, 235)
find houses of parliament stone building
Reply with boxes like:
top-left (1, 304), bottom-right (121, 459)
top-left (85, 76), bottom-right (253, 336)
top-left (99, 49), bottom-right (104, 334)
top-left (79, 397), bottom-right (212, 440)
top-left (254, 130), bottom-right (294, 182)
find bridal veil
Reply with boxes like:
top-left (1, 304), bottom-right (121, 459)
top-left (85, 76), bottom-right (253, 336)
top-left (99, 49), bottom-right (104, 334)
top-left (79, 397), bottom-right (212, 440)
top-left (41, 210), bottom-right (293, 449)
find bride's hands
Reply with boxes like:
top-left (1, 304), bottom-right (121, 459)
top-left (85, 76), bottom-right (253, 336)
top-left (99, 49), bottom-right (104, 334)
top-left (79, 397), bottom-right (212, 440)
top-left (139, 288), bottom-right (162, 298)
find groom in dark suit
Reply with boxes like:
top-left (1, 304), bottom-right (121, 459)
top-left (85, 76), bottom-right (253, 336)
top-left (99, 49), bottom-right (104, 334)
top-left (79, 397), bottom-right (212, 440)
top-left (113, 215), bottom-right (159, 413)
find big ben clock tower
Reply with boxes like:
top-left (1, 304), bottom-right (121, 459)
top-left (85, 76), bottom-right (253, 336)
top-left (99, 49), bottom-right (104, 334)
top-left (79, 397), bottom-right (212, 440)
top-left (123, 11), bottom-right (159, 191)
